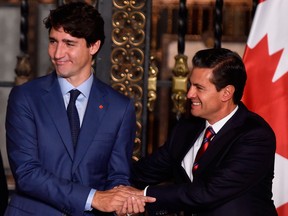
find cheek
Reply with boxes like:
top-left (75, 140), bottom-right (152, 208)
top-left (78, 50), bottom-right (93, 62)
top-left (207, 96), bottom-right (222, 110)
top-left (202, 93), bottom-right (218, 104)
top-left (48, 46), bottom-right (54, 57)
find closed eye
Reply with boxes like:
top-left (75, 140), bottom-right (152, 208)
top-left (191, 83), bottom-right (205, 91)
top-left (63, 39), bottom-right (76, 47)
top-left (49, 38), bottom-right (57, 44)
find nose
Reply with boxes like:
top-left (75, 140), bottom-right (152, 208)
top-left (52, 43), bottom-right (65, 59)
top-left (187, 85), bottom-right (195, 99)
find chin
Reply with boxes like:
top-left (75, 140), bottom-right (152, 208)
top-left (191, 111), bottom-right (199, 117)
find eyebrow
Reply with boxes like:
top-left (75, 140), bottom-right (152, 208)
top-left (191, 82), bottom-right (205, 89)
top-left (48, 37), bottom-right (77, 44)
top-left (62, 39), bottom-right (77, 44)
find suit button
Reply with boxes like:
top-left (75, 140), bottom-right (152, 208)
top-left (72, 175), bottom-right (79, 182)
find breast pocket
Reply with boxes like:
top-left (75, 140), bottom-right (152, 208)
top-left (93, 133), bottom-right (116, 142)
top-left (85, 133), bottom-right (117, 173)
top-left (90, 133), bottom-right (116, 157)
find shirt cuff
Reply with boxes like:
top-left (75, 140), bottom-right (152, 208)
top-left (144, 186), bottom-right (149, 196)
top-left (85, 189), bottom-right (96, 211)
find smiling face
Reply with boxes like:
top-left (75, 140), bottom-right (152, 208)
top-left (48, 27), bottom-right (100, 86)
top-left (187, 67), bottom-right (235, 124)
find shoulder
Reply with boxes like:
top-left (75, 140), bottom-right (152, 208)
top-left (165, 116), bottom-right (205, 150)
top-left (93, 77), bottom-right (132, 104)
top-left (9, 72), bottom-right (56, 99)
top-left (173, 116), bottom-right (204, 132)
top-left (237, 102), bottom-right (275, 139)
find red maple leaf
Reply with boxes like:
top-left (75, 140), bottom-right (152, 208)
top-left (277, 203), bottom-right (288, 216)
top-left (243, 35), bottom-right (288, 159)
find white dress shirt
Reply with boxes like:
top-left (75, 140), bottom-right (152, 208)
top-left (181, 106), bottom-right (238, 182)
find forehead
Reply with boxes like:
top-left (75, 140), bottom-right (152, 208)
top-left (49, 27), bottom-right (82, 42)
top-left (190, 67), bottom-right (213, 81)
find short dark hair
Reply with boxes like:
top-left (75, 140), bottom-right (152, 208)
top-left (44, 2), bottom-right (105, 52)
top-left (192, 48), bottom-right (247, 104)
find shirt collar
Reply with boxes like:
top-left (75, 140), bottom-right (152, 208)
top-left (206, 105), bottom-right (239, 134)
top-left (58, 72), bottom-right (94, 98)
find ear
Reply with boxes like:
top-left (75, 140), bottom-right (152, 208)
top-left (90, 40), bottom-right (101, 56)
top-left (222, 85), bottom-right (235, 102)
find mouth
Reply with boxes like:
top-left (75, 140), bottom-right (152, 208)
top-left (54, 60), bottom-right (67, 66)
top-left (51, 58), bottom-right (69, 65)
top-left (191, 101), bottom-right (201, 106)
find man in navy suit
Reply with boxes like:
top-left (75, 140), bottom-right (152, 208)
top-left (0, 150), bottom-right (8, 215)
top-left (5, 2), bottom-right (154, 216)
top-left (130, 48), bottom-right (277, 216)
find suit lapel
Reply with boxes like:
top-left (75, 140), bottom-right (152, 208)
top-left (72, 78), bottom-right (108, 173)
top-left (175, 119), bottom-right (205, 181)
top-left (41, 73), bottom-right (74, 159)
top-left (195, 104), bottom-right (248, 173)
top-left (177, 119), bottom-right (205, 162)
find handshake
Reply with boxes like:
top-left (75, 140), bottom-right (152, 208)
top-left (92, 185), bottom-right (156, 215)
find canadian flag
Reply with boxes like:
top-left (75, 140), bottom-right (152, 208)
top-left (242, 0), bottom-right (288, 215)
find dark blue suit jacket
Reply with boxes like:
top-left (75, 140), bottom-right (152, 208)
top-left (0, 151), bottom-right (8, 215)
top-left (132, 102), bottom-right (277, 216)
top-left (5, 72), bottom-right (136, 216)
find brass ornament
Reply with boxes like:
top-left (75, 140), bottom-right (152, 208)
top-left (171, 54), bottom-right (189, 119)
top-left (111, 0), bottom-right (146, 157)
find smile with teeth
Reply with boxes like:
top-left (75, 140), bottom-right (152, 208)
top-left (192, 102), bottom-right (201, 106)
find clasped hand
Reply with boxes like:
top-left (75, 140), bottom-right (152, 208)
top-left (92, 185), bottom-right (156, 215)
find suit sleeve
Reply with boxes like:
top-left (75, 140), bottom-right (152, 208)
top-left (131, 121), bottom-right (185, 189)
top-left (0, 151), bottom-right (8, 215)
top-left (105, 98), bottom-right (136, 189)
top-left (139, 119), bottom-right (276, 214)
top-left (131, 143), bottom-right (174, 189)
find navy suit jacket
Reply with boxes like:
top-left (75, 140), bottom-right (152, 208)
top-left (0, 151), bottom-right (8, 215)
top-left (132, 102), bottom-right (277, 216)
top-left (5, 72), bottom-right (136, 216)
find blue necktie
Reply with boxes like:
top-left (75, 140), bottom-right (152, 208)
top-left (67, 89), bottom-right (81, 147)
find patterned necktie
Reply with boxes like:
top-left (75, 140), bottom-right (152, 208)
top-left (67, 89), bottom-right (81, 147)
top-left (192, 126), bottom-right (216, 173)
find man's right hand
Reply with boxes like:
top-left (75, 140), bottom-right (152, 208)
top-left (91, 186), bottom-right (156, 215)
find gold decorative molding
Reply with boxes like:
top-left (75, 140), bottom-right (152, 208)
top-left (147, 56), bottom-right (158, 112)
top-left (171, 54), bottom-right (189, 119)
top-left (111, 0), bottom-right (146, 157)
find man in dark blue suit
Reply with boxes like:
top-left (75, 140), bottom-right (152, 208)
top-left (5, 2), bottom-right (154, 216)
top-left (130, 48), bottom-right (277, 216)
top-left (0, 150), bottom-right (8, 215)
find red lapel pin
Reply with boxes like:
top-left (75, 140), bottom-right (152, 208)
top-left (99, 105), bottom-right (104, 109)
